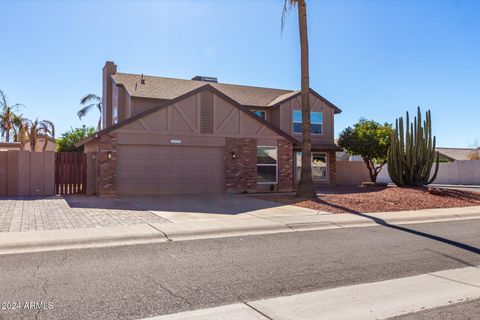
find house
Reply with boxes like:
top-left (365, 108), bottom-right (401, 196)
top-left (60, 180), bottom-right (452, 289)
top-left (0, 137), bottom-right (56, 152)
top-left (78, 61), bottom-right (341, 196)
top-left (436, 147), bottom-right (480, 162)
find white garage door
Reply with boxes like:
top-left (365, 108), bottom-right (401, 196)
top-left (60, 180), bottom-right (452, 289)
top-left (117, 145), bottom-right (225, 195)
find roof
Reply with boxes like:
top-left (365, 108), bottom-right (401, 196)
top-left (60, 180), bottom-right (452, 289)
top-left (437, 147), bottom-right (480, 161)
top-left (112, 72), bottom-right (341, 113)
top-left (76, 84), bottom-right (299, 147)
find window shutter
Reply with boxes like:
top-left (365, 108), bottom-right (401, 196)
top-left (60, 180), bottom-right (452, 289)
top-left (200, 91), bottom-right (214, 134)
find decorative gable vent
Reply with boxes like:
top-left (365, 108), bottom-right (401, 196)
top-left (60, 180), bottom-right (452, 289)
top-left (200, 91), bottom-right (214, 134)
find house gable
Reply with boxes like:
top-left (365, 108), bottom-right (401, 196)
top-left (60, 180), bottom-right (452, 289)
top-left (117, 88), bottom-right (291, 141)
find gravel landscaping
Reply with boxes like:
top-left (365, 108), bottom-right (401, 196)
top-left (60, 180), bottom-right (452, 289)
top-left (258, 186), bottom-right (480, 214)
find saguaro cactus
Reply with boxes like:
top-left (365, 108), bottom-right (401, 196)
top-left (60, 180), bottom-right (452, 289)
top-left (387, 107), bottom-right (440, 187)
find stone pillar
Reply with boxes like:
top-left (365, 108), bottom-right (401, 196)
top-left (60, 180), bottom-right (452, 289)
top-left (278, 139), bottom-right (293, 192)
top-left (98, 133), bottom-right (117, 196)
top-left (226, 138), bottom-right (257, 192)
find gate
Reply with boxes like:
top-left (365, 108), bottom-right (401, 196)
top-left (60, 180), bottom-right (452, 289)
top-left (55, 152), bottom-right (87, 194)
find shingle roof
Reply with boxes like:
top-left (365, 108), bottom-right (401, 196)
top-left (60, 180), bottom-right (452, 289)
top-left (437, 147), bottom-right (480, 161)
top-left (111, 72), bottom-right (341, 112)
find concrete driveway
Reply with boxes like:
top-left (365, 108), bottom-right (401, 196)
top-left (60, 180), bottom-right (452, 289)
top-left (122, 193), bottom-right (320, 222)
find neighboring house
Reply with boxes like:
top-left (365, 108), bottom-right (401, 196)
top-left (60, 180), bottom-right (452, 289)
top-left (78, 61), bottom-right (342, 196)
top-left (0, 138), bottom-right (56, 152)
top-left (436, 147), bottom-right (480, 162)
top-left (0, 142), bottom-right (21, 151)
top-left (22, 137), bottom-right (57, 152)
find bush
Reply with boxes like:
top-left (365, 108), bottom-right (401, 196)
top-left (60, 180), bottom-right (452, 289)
top-left (56, 126), bottom-right (96, 152)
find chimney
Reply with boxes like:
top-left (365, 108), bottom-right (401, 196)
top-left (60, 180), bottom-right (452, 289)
top-left (102, 61), bottom-right (117, 129)
top-left (191, 76), bottom-right (218, 83)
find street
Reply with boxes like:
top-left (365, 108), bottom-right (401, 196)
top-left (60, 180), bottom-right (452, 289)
top-left (0, 219), bottom-right (479, 320)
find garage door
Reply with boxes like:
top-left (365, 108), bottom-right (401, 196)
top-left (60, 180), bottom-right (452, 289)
top-left (117, 145), bottom-right (225, 195)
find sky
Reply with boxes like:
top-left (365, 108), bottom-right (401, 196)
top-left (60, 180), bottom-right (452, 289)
top-left (0, 0), bottom-right (479, 147)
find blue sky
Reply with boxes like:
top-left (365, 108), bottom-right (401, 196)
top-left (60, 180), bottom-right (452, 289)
top-left (1, 0), bottom-right (479, 147)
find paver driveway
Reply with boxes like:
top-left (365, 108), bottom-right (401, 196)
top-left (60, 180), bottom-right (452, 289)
top-left (0, 196), bottom-right (167, 232)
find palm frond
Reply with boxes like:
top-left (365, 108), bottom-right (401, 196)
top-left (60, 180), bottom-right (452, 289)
top-left (80, 94), bottom-right (101, 105)
top-left (281, 0), bottom-right (297, 34)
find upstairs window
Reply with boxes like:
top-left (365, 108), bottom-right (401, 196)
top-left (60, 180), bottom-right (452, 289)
top-left (293, 110), bottom-right (323, 135)
top-left (253, 110), bottom-right (266, 120)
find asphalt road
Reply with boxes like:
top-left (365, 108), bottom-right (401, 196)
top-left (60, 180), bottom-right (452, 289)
top-left (0, 219), bottom-right (479, 320)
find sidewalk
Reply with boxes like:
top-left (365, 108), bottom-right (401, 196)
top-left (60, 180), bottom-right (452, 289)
top-left (143, 265), bottom-right (480, 320)
top-left (1, 205), bottom-right (479, 254)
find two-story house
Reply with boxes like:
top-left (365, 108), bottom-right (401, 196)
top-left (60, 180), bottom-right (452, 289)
top-left (78, 61), bottom-right (341, 196)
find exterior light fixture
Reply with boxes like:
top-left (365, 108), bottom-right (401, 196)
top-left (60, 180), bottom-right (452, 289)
top-left (231, 152), bottom-right (236, 159)
top-left (107, 151), bottom-right (112, 160)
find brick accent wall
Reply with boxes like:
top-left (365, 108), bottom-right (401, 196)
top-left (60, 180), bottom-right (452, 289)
top-left (278, 139), bottom-right (293, 192)
top-left (226, 138), bottom-right (257, 192)
top-left (98, 133), bottom-right (117, 196)
top-left (328, 151), bottom-right (336, 184)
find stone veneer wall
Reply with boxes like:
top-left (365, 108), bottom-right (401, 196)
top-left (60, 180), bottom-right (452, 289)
top-left (225, 138), bottom-right (257, 192)
top-left (278, 140), bottom-right (293, 192)
top-left (98, 133), bottom-right (117, 196)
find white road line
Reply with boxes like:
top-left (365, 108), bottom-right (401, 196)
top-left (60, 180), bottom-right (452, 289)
top-left (143, 266), bottom-right (480, 320)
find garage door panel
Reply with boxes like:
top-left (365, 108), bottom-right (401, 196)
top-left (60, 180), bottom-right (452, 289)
top-left (117, 145), bottom-right (225, 195)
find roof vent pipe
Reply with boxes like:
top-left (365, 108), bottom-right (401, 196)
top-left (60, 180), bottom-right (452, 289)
top-left (140, 74), bottom-right (145, 84)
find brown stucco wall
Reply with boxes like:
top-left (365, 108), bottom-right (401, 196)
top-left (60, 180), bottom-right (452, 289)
top-left (0, 151), bottom-right (54, 197)
top-left (276, 93), bottom-right (336, 146)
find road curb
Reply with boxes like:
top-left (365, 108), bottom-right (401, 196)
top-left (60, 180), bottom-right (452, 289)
top-left (1, 212), bottom-right (479, 254)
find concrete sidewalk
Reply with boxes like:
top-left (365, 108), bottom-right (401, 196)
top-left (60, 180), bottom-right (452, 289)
top-left (1, 205), bottom-right (480, 254)
top-left (143, 266), bottom-right (480, 320)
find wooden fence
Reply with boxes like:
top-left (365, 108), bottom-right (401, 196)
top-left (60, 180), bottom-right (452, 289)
top-left (55, 152), bottom-right (87, 194)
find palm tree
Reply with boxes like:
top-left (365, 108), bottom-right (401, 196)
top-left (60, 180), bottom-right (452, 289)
top-left (282, 0), bottom-right (316, 197)
top-left (0, 90), bottom-right (24, 142)
top-left (78, 94), bottom-right (102, 130)
top-left (26, 118), bottom-right (55, 152)
top-left (12, 113), bottom-right (29, 149)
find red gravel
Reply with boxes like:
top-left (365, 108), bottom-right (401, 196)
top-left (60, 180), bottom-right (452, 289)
top-left (257, 186), bottom-right (480, 214)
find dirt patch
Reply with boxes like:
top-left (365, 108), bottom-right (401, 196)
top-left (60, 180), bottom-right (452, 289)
top-left (257, 186), bottom-right (480, 214)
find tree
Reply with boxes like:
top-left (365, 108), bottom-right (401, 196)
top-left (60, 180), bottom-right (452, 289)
top-left (26, 118), bottom-right (56, 152)
top-left (78, 94), bottom-right (102, 130)
top-left (0, 90), bottom-right (24, 142)
top-left (11, 113), bottom-right (29, 148)
top-left (282, 0), bottom-right (316, 197)
top-left (338, 119), bottom-right (393, 183)
top-left (56, 126), bottom-right (96, 152)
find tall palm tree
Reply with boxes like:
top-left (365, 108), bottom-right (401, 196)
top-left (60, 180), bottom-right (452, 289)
top-left (78, 94), bottom-right (102, 130)
top-left (0, 90), bottom-right (24, 142)
top-left (282, 0), bottom-right (316, 197)
top-left (26, 118), bottom-right (55, 152)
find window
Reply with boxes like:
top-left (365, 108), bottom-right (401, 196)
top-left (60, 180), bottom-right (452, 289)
top-left (112, 106), bottom-right (118, 118)
top-left (293, 111), bottom-right (323, 134)
top-left (296, 152), bottom-right (327, 181)
top-left (257, 146), bottom-right (277, 183)
top-left (253, 110), bottom-right (266, 119)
